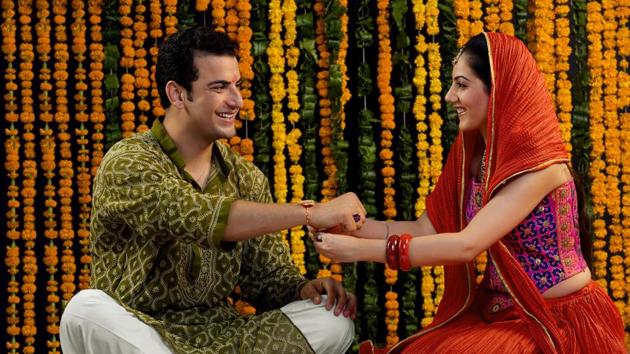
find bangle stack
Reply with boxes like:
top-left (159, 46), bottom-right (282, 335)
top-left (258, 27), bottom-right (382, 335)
top-left (385, 233), bottom-right (413, 271)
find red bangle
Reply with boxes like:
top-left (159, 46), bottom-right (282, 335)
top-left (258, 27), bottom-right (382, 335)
top-left (398, 233), bottom-right (412, 271)
top-left (386, 235), bottom-right (400, 270)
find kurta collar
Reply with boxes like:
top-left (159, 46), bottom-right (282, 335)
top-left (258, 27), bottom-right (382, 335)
top-left (151, 119), bottom-right (230, 185)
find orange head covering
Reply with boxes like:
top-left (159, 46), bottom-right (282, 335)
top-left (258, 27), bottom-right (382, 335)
top-left (424, 32), bottom-right (569, 352)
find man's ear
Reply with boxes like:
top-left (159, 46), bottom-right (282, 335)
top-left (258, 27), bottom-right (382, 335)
top-left (165, 81), bottom-right (185, 107)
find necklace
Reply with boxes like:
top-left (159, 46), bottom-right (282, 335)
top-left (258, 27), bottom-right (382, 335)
top-left (474, 149), bottom-right (487, 206)
top-left (480, 148), bottom-right (487, 182)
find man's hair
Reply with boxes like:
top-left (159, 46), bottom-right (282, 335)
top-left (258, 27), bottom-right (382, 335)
top-left (156, 26), bottom-right (238, 108)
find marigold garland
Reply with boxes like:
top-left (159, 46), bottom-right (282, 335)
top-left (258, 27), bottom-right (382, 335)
top-left (281, 0), bottom-right (305, 275)
top-left (164, 0), bottom-right (178, 36)
top-left (498, 0), bottom-right (514, 35)
top-left (314, 0), bottom-right (333, 279)
top-left (530, 0), bottom-right (556, 102)
top-left (85, 0), bottom-right (104, 292)
top-left (602, 0), bottom-right (622, 318)
top-left (18, 1), bottom-right (38, 351)
top-left (586, 1), bottom-right (607, 289)
top-left (71, 0), bottom-right (91, 295)
top-left (119, 0), bottom-right (135, 137)
top-left (149, 0), bottom-right (164, 118)
top-left (36, 0), bottom-right (61, 349)
top-left (3, 0), bottom-right (22, 350)
top-left (236, 0), bottom-right (254, 162)
top-left (483, 0), bottom-right (500, 31)
top-left (555, 0), bottom-right (572, 154)
top-left (376, 0), bottom-right (398, 344)
top-left (211, 0), bottom-right (226, 31)
top-left (329, 0), bottom-right (349, 284)
top-left (267, 0), bottom-right (288, 247)
top-left (453, 0), bottom-right (470, 47)
top-left (469, 0), bottom-right (483, 37)
top-left (58, 0), bottom-right (76, 306)
top-left (616, 2), bottom-right (630, 332)
top-left (134, 0), bottom-right (151, 133)
top-left (426, 0), bottom-right (445, 313)
top-left (412, 0), bottom-right (435, 328)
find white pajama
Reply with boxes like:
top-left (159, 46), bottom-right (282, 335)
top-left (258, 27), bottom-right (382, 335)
top-left (60, 289), bottom-right (354, 354)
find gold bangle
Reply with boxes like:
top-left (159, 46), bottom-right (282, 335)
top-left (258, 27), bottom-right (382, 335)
top-left (383, 221), bottom-right (390, 239)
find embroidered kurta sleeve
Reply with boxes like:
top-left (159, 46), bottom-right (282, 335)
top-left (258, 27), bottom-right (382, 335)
top-left (92, 140), bottom-right (233, 249)
top-left (236, 167), bottom-right (309, 310)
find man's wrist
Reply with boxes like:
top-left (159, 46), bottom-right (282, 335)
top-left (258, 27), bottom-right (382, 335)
top-left (298, 200), bottom-right (316, 227)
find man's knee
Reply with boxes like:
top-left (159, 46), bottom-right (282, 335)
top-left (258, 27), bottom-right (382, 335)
top-left (282, 296), bottom-right (355, 354)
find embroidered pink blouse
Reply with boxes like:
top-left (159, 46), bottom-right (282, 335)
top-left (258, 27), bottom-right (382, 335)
top-left (465, 178), bottom-right (588, 315)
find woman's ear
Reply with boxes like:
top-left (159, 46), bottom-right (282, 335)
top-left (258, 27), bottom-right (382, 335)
top-left (165, 81), bottom-right (185, 107)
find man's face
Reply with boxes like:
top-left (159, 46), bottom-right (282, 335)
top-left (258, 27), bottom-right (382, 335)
top-left (183, 54), bottom-right (243, 142)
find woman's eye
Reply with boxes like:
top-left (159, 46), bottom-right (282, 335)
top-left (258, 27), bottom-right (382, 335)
top-left (456, 83), bottom-right (466, 88)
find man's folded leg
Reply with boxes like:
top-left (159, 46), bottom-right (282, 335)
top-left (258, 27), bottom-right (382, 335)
top-left (281, 295), bottom-right (355, 354)
top-left (60, 289), bottom-right (173, 354)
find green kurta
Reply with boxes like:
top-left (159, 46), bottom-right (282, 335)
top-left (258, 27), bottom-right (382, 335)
top-left (90, 120), bottom-right (313, 353)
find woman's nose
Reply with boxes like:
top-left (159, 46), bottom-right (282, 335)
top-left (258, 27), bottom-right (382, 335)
top-left (445, 85), bottom-right (456, 104)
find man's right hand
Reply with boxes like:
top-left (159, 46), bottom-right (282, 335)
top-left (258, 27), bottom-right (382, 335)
top-left (308, 192), bottom-right (366, 232)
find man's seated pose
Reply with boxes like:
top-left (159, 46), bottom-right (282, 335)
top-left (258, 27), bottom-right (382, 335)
top-left (60, 26), bottom-right (365, 354)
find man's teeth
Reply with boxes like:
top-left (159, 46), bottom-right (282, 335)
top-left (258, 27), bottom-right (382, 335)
top-left (217, 113), bottom-right (235, 119)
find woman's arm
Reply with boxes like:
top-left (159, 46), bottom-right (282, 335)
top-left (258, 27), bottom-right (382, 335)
top-left (315, 163), bottom-right (571, 266)
top-left (329, 213), bottom-right (437, 240)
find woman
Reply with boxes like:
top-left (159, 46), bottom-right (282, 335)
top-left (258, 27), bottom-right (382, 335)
top-left (314, 32), bottom-right (625, 353)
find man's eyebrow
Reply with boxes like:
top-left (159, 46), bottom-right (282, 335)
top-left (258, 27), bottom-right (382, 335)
top-left (207, 80), bottom-right (231, 87)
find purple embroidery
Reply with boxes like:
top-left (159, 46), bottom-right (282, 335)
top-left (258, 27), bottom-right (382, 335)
top-left (465, 179), bottom-right (587, 314)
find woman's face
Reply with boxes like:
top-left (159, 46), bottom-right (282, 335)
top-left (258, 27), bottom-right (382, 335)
top-left (445, 53), bottom-right (490, 139)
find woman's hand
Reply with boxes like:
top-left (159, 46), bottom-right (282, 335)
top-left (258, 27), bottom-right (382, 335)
top-left (312, 232), bottom-right (364, 263)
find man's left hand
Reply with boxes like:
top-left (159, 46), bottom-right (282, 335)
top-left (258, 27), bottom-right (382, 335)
top-left (299, 278), bottom-right (357, 320)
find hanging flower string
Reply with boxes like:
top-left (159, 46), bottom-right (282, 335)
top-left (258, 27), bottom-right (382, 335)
top-left (149, 0), bottom-right (164, 118)
top-left (483, 0), bottom-right (500, 32)
top-left (498, 0), bottom-right (514, 35)
top-left (601, 0), bottom-right (622, 317)
top-left (211, 0), bottom-right (226, 31)
top-left (555, 0), bottom-right (572, 153)
top-left (586, 1), bottom-right (607, 289)
top-left (453, 0), bottom-right (470, 47)
top-left (411, 0), bottom-right (435, 328)
top-left (615, 2), bottom-right (630, 332)
top-left (119, 0), bottom-right (135, 137)
top-left (426, 0), bottom-right (445, 308)
top-left (469, 0), bottom-right (483, 37)
top-left (164, 0), bottom-right (178, 36)
top-left (134, 0), bottom-right (151, 133)
top-left (375, 0), bottom-right (398, 345)
top-left (71, 0), bottom-right (92, 299)
top-left (314, 0), bottom-right (332, 279)
top-left (36, 0), bottom-right (61, 350)
top-left (237, 0), bottom-right (254, 162)
top-left (18, 1), bottom-right (38, 352)
top-left (267, 0), bottom-right (288, 245)
top-left (3, 0), bottom-right (21, 351)
top-left (281, 0), bottom-right (305, 275)
top-left (85, 0), bottom-right (104, 289)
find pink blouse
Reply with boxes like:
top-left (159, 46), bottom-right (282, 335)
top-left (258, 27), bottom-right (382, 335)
top-left (465, 178), bottom-right (587, 316)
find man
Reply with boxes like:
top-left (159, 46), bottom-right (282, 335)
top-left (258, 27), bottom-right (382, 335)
top-left (60, 27), bottom-right (363, 354)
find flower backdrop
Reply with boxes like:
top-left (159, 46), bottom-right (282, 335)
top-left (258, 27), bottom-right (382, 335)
top-left (1, 0), bottom-right (628, 352)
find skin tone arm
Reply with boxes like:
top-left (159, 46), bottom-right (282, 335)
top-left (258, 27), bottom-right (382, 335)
top-left (315, 163), bottom-right (571, 266)
top-left (223, 192), bottom-right (367, 242)
top-left (337, 213), bottom-right (437, 240)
